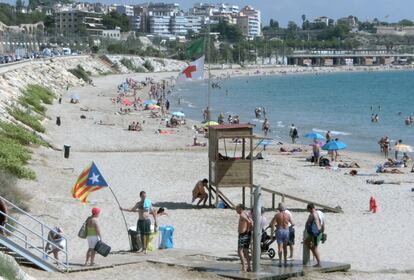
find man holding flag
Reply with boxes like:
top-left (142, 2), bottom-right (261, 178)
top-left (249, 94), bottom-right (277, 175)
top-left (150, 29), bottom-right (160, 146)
top-left (120, 191), bottom-right (158, 254)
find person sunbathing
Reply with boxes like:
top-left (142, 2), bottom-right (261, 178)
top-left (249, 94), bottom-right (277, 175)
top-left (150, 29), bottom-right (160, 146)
top-left (338, 162), bottom-right (360, 168)
top-left (377, 165), bottom-right (404, 174)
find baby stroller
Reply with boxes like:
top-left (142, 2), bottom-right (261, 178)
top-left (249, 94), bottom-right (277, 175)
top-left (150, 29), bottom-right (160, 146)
top-left (261, 226), bottom-right (276, 259)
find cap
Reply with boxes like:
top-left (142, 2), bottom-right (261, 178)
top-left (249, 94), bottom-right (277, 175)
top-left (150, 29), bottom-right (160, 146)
top-left (92, 207), bottom-right (101, 216)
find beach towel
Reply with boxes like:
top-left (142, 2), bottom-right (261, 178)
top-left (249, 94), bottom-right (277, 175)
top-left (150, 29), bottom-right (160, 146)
top-left (143, 199), bottom-right (152, 211)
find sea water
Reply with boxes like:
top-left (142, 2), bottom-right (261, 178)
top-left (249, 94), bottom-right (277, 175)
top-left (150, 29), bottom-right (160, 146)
top-left (172, 70), bottom-right (414, 153)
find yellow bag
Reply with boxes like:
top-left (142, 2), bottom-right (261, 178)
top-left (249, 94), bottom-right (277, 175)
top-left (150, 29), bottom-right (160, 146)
top-left (147, 232), bottom-right (156, 252)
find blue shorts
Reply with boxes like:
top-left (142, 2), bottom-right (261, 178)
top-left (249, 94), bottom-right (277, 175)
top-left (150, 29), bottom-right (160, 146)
top-left (276, 229), bottom-right (290, 245)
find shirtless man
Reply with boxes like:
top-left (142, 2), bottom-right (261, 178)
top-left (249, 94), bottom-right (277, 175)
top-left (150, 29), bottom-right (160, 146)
top-left (192, 179), bottom-right (208, 206)
top-left (121, 191), bottom-right (157, 254)
top-left (236, 204), bottom-right (253, 272)
top-left (270, 203), bottom-right (294, 266)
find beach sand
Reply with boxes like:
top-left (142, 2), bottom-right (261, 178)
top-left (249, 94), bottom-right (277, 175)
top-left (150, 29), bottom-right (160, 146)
top-left (17, 71), bottom-right (414, 280)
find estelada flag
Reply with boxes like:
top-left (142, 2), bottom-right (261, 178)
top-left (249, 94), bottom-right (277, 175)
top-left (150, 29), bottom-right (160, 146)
top-left (177, 56), bottom-right (205, 82)
top-left (72, 162), bottom-right (108, 203)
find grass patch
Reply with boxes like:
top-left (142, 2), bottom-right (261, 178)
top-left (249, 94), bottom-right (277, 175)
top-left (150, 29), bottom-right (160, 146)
top-left (7, 108), bottom-right (45, 133)
top-left (18, 85), bottom-right (55, 116)
top-left (0, 251), bottom-right (27, 280)
top-left (143, 60), bottom-right (154, 72)
top-left (0, 121), bottom-right (49, 147)
top-left (68, 65), bottom-right (91, 83)
top-left (0, 137), bottom-right (35, 180)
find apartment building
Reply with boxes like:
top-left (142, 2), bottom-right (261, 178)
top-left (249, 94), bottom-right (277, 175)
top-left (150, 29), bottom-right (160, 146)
top-left (55, 10), bottom-right (104, 36)
top-left (237, 5), bottom-right (261, 39)
top-left (114, 5), bottom-right (134, 16)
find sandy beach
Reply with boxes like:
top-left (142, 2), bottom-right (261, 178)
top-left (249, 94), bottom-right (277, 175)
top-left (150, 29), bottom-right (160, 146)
top-left (0, 64), bottom-right (410, 280)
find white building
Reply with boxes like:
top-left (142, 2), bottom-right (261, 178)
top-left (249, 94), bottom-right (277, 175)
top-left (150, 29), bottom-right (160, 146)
top-left (237, 5), bottom-right (261, 39)
top-left (149, 16), bottom-right (171, 35)
top-left (114, 5), bottom-right (134, 16)
top-left (185, 15), bottom-right (202, 34)
top-left (313, 16), bottom-right (331, 26)
top-left (170, 15), bottom-right (187, 35)
top-left (101, 28), bottom-right (121, 40)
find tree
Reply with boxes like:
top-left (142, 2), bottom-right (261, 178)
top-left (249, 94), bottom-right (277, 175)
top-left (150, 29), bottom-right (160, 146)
top-left (102, 11), bottom-right (131, 32)
top-left (287, 21), bottom-right (298, 31)
top-left (398, 19), bottom-right (414, 26)
top-left (16, 0), bottom-right (25, 11)
top-left (210, 20), bottom-right (243, 43)
top-left (301, 14), bottom-right (306, 24)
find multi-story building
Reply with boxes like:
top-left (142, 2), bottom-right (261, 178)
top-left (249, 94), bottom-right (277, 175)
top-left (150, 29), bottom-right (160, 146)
top-left (114, 5), bottom-right (134, 17)
top-left (149, 16), bottom-right (171, 35)
top-left (129, 16), bottom-right (141, 32)
top-left (185, 15), bottom-right (202, 34)
top-left (101, 28), bottom-right (121, 40)
top-left (237, 5), bottom-right (261, 39)
top-left (313, 16), bottom-right (331, 27)
top-left (55, 10), bottom-right (104, 36)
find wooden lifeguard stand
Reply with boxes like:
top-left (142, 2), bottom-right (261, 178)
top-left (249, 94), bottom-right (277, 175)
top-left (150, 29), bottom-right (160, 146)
top-left (208, 124), bottom-right (254, 208)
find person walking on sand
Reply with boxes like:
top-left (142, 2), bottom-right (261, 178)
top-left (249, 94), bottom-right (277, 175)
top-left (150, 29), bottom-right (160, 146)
top-left (395, 139), bottom-right (402, 160)
top-left (262, 118), bottom-right (270, 136)
top-left (192, 179), bottom-right (209, 206)
top-left (0, 198), bottom-right (8, 236)
top-left (270, 203), bottom-right (294, 267)
top-left (120, 191), bottom-right (158, 254)
top-left (289, 124), bottom-right (299, 144)
top-left (85, 207), bottom-right (102, 266)
top-left (304, 203), bottom-right (325, 267)
top-left (236, 204), bottom-right (253, 272)
top-left (383, 136), bottom-right (390, 158)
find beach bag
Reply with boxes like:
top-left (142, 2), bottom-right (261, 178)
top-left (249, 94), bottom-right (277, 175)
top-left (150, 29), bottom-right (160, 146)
top-left (307, 222), bottom-right (320, 237)
top-left (77, 218), bottom-right (89, 239)
top-left (159, 226), bottom-right (174, 249)
top-left (94, 241), bottom-right (111, 257)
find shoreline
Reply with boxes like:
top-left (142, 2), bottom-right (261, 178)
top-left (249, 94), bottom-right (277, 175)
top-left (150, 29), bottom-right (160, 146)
top-left (0, 57), bottom-right (412, 279)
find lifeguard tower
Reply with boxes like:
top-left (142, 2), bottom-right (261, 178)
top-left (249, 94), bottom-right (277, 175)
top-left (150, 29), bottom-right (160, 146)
top-left (208, 124), bottom-right (254, 208)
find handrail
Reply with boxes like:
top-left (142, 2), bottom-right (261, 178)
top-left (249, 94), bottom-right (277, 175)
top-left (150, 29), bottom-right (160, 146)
top-left (0, 225), bottom-right (63, 269)
top-left (0, 196), bottom-right (69, 270)
top-left (0, 211), bottom-right (69, 269)
top-left (261, 187), bottom-right (343, 213)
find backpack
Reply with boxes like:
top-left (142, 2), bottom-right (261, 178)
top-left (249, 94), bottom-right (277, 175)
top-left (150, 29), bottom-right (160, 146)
top-left (307, 222), bottom-right (320, 237)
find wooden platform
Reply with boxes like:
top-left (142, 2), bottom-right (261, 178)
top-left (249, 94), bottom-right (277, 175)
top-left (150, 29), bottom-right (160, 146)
top-left (66, 249), bottom-right (350, 280)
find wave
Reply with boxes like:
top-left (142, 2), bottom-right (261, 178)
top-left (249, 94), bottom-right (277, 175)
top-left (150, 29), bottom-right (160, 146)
top-left (312, 128), bottom-right (351, 136)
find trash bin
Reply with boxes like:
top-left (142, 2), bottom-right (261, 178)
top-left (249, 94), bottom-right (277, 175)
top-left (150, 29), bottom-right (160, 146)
top-left (63, 145), bottom-right (71, 159)
top-left (159, 226), bottom-right (174, 249)
top-left (56, 116), bottom-right (61, 126)
top-left (128, 226), bottom-right (142, 251)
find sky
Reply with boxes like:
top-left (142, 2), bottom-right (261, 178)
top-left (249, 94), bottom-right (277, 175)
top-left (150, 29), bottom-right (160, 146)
top-left (6, 0), bottom-right (414, 26)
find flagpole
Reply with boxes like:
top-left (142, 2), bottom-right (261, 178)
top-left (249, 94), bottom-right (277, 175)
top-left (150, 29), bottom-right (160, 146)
top-left (108, 186), bottom-right (132, 250)
top-left (207, 21), bottom-right (212, 123)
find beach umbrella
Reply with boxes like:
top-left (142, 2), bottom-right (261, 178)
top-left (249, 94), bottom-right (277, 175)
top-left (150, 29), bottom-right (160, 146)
top-left (258, 139), bottom-right (273, 146)
top-left (172, 112), bottom-right (185, 117)
top-left (304, 133), bottom-right (325, 140)
top-left (322, 141), bottom-right (347, 151)
top-left (204, 121), bottom-right (219, 127)
top-left (395, 144), bottom-right (413, 153)
top-left (122, 99), bottom-right (133, 106)
top-left (143, 100), bottom-right (157, 105)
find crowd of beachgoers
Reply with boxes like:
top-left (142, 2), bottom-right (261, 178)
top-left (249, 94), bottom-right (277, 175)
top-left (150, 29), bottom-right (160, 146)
top-left (0, 55), bottom-right (413, 280)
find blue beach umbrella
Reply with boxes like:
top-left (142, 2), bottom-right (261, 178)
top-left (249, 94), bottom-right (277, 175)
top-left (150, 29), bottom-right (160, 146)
top-left (304, 133), bottom-right (325, 140)
top-left (322, 141), bottom-right (347, 151)
top-left (143, 100), bottom-right (157, 105)
top-left (258, 139), bottom-right (273, 146)
top-left (172, 111), bottom-right (185, 117)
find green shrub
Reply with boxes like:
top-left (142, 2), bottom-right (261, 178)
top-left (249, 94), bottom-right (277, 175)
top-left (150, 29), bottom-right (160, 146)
top-left (0, 252), bottom-right (20, 280)
top-left (120, 58), bottom-right (148, 72)
top-left (0, 136), bottom-right (35, 180)
top-left (68, 65), bottom-right (91, 82)
top-left (143, 60), bottom-right (154, 72)
top-left (7, 108), bottom-right (45, 133)
top-left (18, 85), bottom-right (55, 116)
top-left (0, 121), bottom-right (49, 147)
